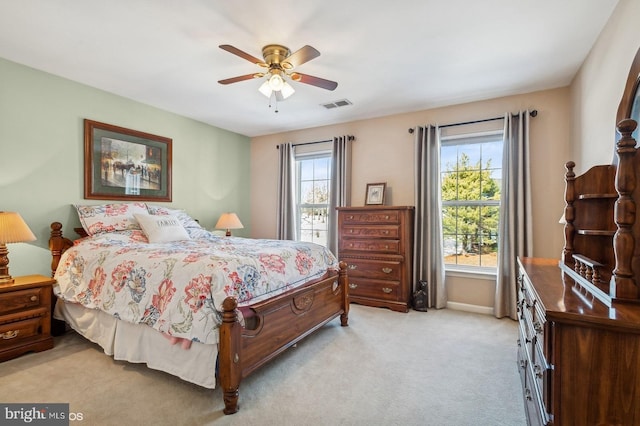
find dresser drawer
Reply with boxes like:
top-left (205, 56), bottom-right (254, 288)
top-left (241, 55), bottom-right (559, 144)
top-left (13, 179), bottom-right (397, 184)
top-left (0, 316), bottom-right (46, 347)
top-left (0, 288), bottom-right (43, 315)
top-left (348, 278), bottom-right (400, 301)
top-left (343, 258), bottom-right (402, 280)
top-left (341, 210), bottom-right (400, 224)
top-left (340, 239), bottom-right (400, 254)
top-left (341, 225), bottom-right (400, 239)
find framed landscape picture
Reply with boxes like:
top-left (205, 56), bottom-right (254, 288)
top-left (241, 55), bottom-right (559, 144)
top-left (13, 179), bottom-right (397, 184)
top-left (84, 119), bottom-right (172, 201)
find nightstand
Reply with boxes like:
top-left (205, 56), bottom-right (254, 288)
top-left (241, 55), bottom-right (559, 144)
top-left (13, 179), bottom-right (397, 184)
top-left (0, 275), bottom-right (55, 361)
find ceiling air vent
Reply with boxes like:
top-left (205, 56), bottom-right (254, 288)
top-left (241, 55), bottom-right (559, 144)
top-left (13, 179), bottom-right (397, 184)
top-left (322, 99), bottom-right (352, 109)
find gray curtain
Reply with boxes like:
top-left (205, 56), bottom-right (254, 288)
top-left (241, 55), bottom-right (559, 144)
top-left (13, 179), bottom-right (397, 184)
top-left (413, 125), bottom-right (446, 309)
top-left (328, 136), bottom-right (353, 256)
top-left (276, 143), bottom-right (296, 240)
top-left (495, 111), bottom-right (533, 319)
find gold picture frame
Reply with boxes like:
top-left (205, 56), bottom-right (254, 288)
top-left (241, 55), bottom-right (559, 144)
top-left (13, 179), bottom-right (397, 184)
top-left (365, 182), bottom-right (386, 205)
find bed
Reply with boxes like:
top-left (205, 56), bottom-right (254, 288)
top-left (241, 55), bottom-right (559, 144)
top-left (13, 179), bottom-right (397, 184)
top-left (48, 203), bottom-right (349, 415)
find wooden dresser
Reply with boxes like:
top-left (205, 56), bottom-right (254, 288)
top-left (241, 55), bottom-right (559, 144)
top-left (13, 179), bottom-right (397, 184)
top-left (517, 257), bottom-right (640, 425)
top-left (337, 206), bottom-right (414, 312)
top-left (0, 275), bottom-right (55, 361)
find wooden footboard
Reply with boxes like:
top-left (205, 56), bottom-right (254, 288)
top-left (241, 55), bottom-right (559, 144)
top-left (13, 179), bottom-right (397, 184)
top-left (219, 261), bottom-right (349, 414)
top-left (49, 221), bottom-right (349, 415)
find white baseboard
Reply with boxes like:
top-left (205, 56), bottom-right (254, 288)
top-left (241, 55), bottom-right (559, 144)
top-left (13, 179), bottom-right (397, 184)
top-left (446, 301), bottom-right (494, 316)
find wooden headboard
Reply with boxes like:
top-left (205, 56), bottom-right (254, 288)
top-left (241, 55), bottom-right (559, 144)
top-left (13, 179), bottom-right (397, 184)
top-left (48, 222), bottom-right (74, 278)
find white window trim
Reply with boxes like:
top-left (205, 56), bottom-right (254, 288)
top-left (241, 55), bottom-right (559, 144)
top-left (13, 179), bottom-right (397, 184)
top-left (441, 129), bottom-right (504, 272)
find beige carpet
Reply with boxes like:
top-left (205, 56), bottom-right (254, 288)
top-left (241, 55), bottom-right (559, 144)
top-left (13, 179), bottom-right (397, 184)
top-left (0, 305), bottom-right (526, 426)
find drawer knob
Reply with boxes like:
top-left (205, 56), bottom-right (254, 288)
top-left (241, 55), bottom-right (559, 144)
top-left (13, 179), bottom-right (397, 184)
top-left (385, 245), bottom-right (389, 249)
top-left (347, 215), bottom-right (353, 220)
top-left (349, 229), bottom-right (354, 233)
top-left (1, 330), bottom-right (19, 340)
top-left (30, 295), bottom-right (38, 302)
top-left (382, 230), bottom-right (389, 235)
top-left (348, 264), bottom-right (358, 270)
top-left (385, 215), bottom-right (389, 219)
top-left (349, 283), bottom-right (358, 289)
top-left (381, 267), bottom-right (392, 274)
top-left (382, 287), bottom-right (392, 294)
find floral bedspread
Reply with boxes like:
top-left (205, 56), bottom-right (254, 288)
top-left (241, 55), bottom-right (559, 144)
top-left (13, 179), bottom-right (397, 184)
top-left (54, 229), bottom-right (338, 345)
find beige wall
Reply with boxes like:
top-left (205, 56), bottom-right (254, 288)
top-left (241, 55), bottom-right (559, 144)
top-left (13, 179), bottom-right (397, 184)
top-left (251, 0), bottom-right (640, 312)
top-left (571, 0), bottom-right (640, 173)
top-left (251, 88), bottom-right (571, 260)
top-left (251, 88), bottom-right (571, 311)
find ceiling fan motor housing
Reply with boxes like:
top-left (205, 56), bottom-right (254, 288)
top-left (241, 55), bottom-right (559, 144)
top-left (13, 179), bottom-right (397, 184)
top-left (262, 45), bottom-right (293, 69)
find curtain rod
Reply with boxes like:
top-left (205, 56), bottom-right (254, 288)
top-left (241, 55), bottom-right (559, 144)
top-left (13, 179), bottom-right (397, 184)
top-left (407, 109), bottom-right (538, 134)
top-left (276, 135), bottom-right (354, 149)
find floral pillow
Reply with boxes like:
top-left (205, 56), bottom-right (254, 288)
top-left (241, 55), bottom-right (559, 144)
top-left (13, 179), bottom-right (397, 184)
top-left (147, 205), bottom-right (202, 229)
top-left (75, 202), bottom-right (149, 236)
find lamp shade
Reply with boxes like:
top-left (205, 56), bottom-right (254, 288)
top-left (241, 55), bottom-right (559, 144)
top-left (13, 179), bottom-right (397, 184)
top-left (0, 212), bottom-right (36, 244)
top-left (215, 213), bottom-right (244, 236)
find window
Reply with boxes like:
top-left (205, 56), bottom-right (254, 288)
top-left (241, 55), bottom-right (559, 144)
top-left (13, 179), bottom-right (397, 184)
top-left (295, 152), bottom-right (331, 247)
top-left (440, 131), bottom-right (503, 269)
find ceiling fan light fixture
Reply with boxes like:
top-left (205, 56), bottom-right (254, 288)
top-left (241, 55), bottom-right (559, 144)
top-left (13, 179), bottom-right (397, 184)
top-left (280, 81), bottom-right (295, 99)
top-left (268, 73), bottom-right (284, 91)
top-left (258, 80), bottom-right (273, 98)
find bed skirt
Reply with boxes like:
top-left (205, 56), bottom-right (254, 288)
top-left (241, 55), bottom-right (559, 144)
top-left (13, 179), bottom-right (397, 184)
top-left (54, 300), bottom-right (218, 389)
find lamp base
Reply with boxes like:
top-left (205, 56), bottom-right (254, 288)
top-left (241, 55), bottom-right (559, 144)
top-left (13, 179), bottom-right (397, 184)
top-left (0, 244), bottom-right (13, 284)
top-left (0, 274), bottom-right (14, 284)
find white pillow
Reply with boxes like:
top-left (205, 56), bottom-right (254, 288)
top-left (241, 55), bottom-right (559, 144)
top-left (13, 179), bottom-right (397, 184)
top-left (134, 213), bottom-right (190, 243)
top-left (146, 205), bottom-right (202, 229)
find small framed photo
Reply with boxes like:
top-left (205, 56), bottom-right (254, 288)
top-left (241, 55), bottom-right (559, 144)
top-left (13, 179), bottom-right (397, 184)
top-left (365, 182), bottom-right (386, 205)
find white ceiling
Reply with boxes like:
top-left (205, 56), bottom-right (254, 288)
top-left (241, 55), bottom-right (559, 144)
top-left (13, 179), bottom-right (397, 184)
top-left (0, 0), bottom-right (619, 137)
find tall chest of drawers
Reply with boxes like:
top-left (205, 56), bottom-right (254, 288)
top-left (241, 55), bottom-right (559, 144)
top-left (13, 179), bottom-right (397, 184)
top-left (337, 206), bottom-right (414, 313)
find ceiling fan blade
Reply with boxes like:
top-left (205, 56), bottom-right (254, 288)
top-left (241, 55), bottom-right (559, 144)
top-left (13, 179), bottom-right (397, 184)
top-left (282, 45), bottom-right (320, 69)
top-left (218, 73), bottom-right (262, 85)
top-left (290, 73), bottom-right (338, 91)
top-left (219, 44), bottom-right (266, 66)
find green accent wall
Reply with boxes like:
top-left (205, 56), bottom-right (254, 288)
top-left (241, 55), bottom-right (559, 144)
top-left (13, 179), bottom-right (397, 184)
top-left (0, 57), bottom-right (251, 276)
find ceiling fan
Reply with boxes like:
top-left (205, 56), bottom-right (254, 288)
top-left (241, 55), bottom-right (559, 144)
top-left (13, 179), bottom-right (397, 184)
top-left (218, 44), bottom-right (338, 102)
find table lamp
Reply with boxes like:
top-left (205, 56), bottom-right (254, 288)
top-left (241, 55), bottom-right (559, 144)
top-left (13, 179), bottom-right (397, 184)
top-left (215, 213), bottom-right (244, 237)
top-left (0, 212), bottom-right (37, 284)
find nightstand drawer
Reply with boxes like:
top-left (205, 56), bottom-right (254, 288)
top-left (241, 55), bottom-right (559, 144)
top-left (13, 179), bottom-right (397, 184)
top-left (0, 288), bottom-right (43, 315)
top-left (348, 278), bottom-right (400, 301)
top-left (343, 258), bottom-right (402, 280)
top-left (0, 316), bottom-right (45, 346)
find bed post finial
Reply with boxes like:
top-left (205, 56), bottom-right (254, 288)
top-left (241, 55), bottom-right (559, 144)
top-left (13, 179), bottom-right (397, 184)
top-left (49, 222), bottom-right (73, 278)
